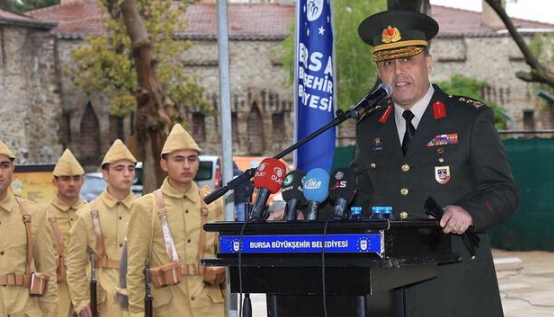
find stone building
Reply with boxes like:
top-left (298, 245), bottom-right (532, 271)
top-left (2, 1), bottom-right (552, 165)
top-left (0, 9), bottom-right (62, 163)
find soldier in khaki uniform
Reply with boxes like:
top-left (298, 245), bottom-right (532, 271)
top-left (126, 124), bottom-right (224, 317)
top-left (0, 138), bottom-right (58, 317)
top-left (66, 140), bottom-right (137, 317)
top-left (48, 149), bottom-right (87, 317)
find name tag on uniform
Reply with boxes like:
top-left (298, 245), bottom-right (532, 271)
top-left (427, 134), bottom-right (458, 147)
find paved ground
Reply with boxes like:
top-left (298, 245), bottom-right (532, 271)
top-left (240, 250), bottom-right (554, 317)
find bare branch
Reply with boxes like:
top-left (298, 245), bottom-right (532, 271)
top-left (484, 0), bottom-right (554, 90)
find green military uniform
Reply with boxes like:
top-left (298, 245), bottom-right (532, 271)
top-left (353, 11), bottom-right (521, 317)
top-left (66, 139), bottom-right (137, 316)
top-left (0, 140), bottom-right (58, 317)
top-left (126, 124), bottom-right (225, 317)
top-left (48, 149), bottom-right (87, 317)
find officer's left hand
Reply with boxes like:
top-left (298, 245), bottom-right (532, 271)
top-left (440, 205), bottom-right (473, 235)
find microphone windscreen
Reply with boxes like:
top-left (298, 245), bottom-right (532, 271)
top-left (253, 158), bottom-right (287, 194)
top-left (282, 170), bottom-right (307, 204)
top-left (302, 168), bottom-right (329, 203)
top-left (328, 167), bottom-right (357, 203)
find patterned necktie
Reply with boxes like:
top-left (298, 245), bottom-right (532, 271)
top-left (402, 110), bottom-right (416, 155)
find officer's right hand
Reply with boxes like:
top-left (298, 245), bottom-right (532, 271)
top-left (80, 305), bottom-right (93, 317)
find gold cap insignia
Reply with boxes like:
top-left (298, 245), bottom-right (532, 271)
top-left (382, 26), bottom-right (401, 44)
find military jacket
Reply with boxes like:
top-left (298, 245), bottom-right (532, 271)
top-left (66, 189), bottom-right (135, 314)
top-left (351, 85), bottom-right (520, 317)
top-left (48, 196), bottom-right (87, 259)
top-left (0, 193), bottom-right (58, 317)
top-left (126, 178), bottom-right (224, 317)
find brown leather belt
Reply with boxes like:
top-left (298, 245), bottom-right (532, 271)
top-left (180, 264), bottom-right (205, 276)
top-left (0, 274), bottom-right (29, 286)
top-left (95, 258), bottom-right (121, 269)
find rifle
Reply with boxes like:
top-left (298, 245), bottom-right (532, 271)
top-left (90, 255), bottom-right (98, 317)
top-left (144, 264), bottom-right (154, 317)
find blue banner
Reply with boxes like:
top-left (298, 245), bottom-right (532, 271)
top-left (295, 0), bottom-right (336, 172)
top-left (219, 233), bottom-right (383, 255)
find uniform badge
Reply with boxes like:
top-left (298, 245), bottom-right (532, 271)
top-left (427, 133), bottom-right (458, 147)
top-left (382, 26), bottom-right (402, 43)
top-left (435, 166), bottom-right (451, 184)
top-left (433, 101), bottom-right (446, 119)
top-left (373, 138), bottom-right (383, 151)
top-left (378, 105), bottom-right (392, 124)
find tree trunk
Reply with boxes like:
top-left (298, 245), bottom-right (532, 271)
top-left (120, 0), bottom-right (172, 193)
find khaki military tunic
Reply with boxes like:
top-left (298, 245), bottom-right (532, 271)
top-left (47, 196), bottom-right (86, 317)
top-left (66, 190), bottom-right (135, 316)
top-left (126, 178), bottom-right (224, 317)
top-left (0, 193), bottom-right (58, 317)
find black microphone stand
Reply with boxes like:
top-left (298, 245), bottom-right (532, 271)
top-left (204, 105), bottom-right (382, 205)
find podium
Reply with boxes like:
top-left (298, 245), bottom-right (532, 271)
top-left (203, 219), bottom-right (460, 317)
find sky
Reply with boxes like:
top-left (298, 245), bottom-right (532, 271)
top-left (429, 0), bottom-right (554, 24)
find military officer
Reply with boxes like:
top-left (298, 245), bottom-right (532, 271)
top-left (0, 138), bottom-right (58, 317)
top-left (126, 124), bottom-right (224, 317)
top-left (66, 139), bottom-right (137, 317)
top-left (352, 11), bottom-right (521, 317)
top-left (48, 149), bottom-right (87, 317)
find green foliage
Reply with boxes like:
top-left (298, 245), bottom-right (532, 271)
top-left (67, 0), bottom-right (209, 118)
top-left (278, 1), bottom-right (386, 111)
top-left (528, 33), bottom-right (554, 108)
top-left (436, 74), bottom-right (508, 129)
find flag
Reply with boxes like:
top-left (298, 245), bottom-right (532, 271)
top-left (295, 0), bottom-right (336, 173)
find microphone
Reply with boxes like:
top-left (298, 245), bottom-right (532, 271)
top-left (281, 170), bottom-right (307, 221)
top-left (302, 168), bottom-right (330, 221)
top-left (249, 158), bottom-right (287, 221)
top-left (349, 83), bottom-right (393, 119)
top-left (328, 167), bottom-right (357, 220)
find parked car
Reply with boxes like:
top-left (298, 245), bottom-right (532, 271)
top-left (195, 155), bottom-right (241, 190)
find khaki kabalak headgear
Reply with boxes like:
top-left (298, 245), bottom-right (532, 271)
top-left (161, 124), bottom-right (201, 157)
top-left (53, 149), bottom-right (85, 176)
top-left (101, 139), bottom-right (137, 166)
top-left (0, 138), bottom-right (15, 160)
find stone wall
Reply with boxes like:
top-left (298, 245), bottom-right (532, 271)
top-left (0, 24), bottom-right (62, 164)
top-left (431, 34), bottom-right (549, 130)
top-left (53, 32), bottom-right (554, 164)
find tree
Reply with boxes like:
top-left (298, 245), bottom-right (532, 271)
top-left (484, 0), bottom-right (554, 89)
top-left (68, 0), bottom-right (209, 193)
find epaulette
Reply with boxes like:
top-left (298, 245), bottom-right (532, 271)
top-left (456, 96), bottom-right (485, 109)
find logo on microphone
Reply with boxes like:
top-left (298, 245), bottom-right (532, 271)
top-left (304, 178), bottom-right (322, 189)
top-left (330, 181), bottom-right (347, 189)
top-left (258, 163), bottom-right (266, 171)
top-left (334, 171), bottom-right (344, 180)
top-left (284, 174), bottom-right (294, 186)
top-left (274, 167), bottom-right (284, 178)
top-left (271, 167), bottom-right (285, 185)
